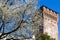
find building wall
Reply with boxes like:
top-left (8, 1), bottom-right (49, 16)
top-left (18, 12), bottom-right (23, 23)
top-left (42, 6), bottom-right (58, 40)
top-left (31, 10), bottom-right (43, 35)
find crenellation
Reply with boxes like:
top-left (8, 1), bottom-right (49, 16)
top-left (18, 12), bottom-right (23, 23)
top-left (43, 7), bottom-right (47, 14)
top-left (49, 10), bottom-right (53, 15)
top-left (46, 8), bottom-right (49, 13)
top-left (53, 12), bottom-right (58, 18)
top-left (41, 6), bottom-right (58, 21)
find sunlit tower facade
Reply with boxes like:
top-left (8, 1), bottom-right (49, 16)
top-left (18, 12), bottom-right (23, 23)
top-left (40, 6), bottom-right (58, 40)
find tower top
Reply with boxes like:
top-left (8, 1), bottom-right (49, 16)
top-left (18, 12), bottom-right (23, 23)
top-left (40, 5), bottom-right (58, 21)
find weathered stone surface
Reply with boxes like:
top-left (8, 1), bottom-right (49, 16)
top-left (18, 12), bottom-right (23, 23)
top-left (41, 6), bottom-right (58, 40)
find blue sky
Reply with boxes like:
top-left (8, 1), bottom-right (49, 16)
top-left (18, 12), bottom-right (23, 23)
top-left (37, 0), bottom-right (60, 40)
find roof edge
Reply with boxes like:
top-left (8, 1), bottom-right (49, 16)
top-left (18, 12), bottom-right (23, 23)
top-left (40, 5), bottom-right (58, 14)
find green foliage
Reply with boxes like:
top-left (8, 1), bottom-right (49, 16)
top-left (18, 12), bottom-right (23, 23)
top-left (36, 33), bottom-right (55, 40)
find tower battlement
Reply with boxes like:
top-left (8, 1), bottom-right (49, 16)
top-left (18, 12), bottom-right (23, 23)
top-left (40, 6), bottom-right (58, 21)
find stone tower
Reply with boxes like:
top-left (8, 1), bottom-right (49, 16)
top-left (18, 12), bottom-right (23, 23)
top-left (40, 6), bottom-right (58, 40)
top-left (31, 6), bottom-right (58, 40)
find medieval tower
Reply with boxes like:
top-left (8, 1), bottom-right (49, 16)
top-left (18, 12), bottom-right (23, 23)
top-left (31, 6), bottom-right (58, 40)
top-left (40, 6), bottom-right (58, 40)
